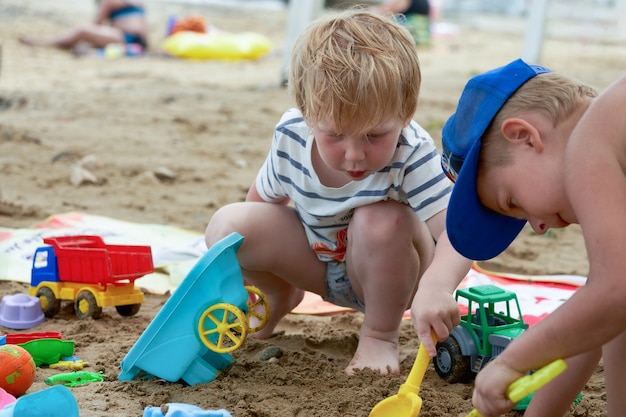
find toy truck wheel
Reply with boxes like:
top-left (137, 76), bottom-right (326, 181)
top-left (75, 291), bottom-right (103, 320)
top-left (36, 287), bottom-right (61, 318)
top-left (245, 285), bottom-right (270, 333)
top-left (434, 337), bottom-right (472, 383)
top-left (116, 304), bottom-right (141, 317)
top-left (198, 303), bottom-right (247, 353)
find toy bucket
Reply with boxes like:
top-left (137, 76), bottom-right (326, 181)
top-left (0, 385), bottom-right (78, 417)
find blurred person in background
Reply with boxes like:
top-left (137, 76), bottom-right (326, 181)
top-left (19, 0), bottom-right (148, 54)
top-left (370, 0), bottom-right (431, 45)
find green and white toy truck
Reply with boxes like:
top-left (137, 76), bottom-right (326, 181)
top-left (433, 284), bottom-right (528, 383)
top-left (434, 284), bottom-right (582, 411)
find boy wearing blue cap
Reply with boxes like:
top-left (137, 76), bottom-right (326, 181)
top-left (205, 9), bottom-right (472, 376)
top-left (412, 57), bottom-right (626, 416)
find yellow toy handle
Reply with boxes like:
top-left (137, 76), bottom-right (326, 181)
top-left (398, 338), bottom-right (431, 395)
top-left (397, 330), bottom-right (436, 396)
top-left (467, 359), bottom-right (567, 417)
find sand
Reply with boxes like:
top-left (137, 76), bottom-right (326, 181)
top-left (1, 0), bottom-right (623, 415)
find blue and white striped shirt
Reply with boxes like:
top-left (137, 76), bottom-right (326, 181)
top-left (256, 108), bottom-right (452, 262)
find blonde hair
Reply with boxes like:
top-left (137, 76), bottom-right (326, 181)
top-left (289, 9), bottom-right (421, 135)
top-left (480, 72), bottom-right (597, 167)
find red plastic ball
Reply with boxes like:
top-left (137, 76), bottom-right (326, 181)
top-left (0, 345), bottom-right (36, 397)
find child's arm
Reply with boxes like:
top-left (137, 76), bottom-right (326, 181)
top-left (411, 209), bottom-right (473, 356)
top-left (246, 181), bottom-right (290, 205)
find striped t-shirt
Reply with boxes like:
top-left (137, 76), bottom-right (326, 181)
top-left (256, 108), bottom-right (453, 262)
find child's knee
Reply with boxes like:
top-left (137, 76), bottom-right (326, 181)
top-left (351, 201), bottom-right (414, 241)
top-left (205, 203), bottom-right (243, 245)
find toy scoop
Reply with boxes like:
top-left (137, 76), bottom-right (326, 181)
top-left (467, 358), bottom-right (567, 417)
top-left (369, 337), bottom-right (431, 417)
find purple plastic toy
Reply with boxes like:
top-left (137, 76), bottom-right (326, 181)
top-left (0, 294), bottom-right (44, 330)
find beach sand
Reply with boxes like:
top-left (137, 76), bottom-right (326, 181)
top-left (1, 0), bottom-right (623, 415)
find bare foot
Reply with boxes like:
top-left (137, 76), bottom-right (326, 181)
top-left (251, 287), bottom-right (304, 339)
top-left (345, 336), bottom-right (400, 375)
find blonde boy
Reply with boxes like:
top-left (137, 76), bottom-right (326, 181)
top-left (205, 9), bottom-right (470, 375)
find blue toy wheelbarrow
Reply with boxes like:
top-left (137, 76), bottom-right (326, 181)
top-left (118, 232), bottom-right (269, 386)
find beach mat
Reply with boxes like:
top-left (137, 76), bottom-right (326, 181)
top-left (0, 212), bottom-right (585, 325)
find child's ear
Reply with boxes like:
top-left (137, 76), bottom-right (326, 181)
top-left (501, 118), bottom-right (544, 153)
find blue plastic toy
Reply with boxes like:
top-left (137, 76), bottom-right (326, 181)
top-left (118, 232), bottom-right (269, 386)
top-left (0, 385), bottom-right (78, 417)
top-left (143, 403), bottom-right (232, 417)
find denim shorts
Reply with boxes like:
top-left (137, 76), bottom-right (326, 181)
top-left (322, 261), bottom-right (365, 313)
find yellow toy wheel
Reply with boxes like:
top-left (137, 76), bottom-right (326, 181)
top-left (198, 303), bottom-right (247, 353)
top-left (245, 286), bottom-right (270, 334)
top-left (36, 286), bottom-right (61, 318)
top-left (75, 290), bottom-right (103, 320)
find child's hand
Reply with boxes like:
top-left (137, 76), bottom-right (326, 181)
top-left (410, 287), bottom-right (460, 357)
top-left (472, 357), bottom-right (524, 417)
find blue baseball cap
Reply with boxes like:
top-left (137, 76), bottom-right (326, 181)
top-left (441, 58), bottom-right (552, 261)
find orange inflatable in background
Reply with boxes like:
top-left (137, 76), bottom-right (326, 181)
top-left (169, 15), bottom-right (207, 35)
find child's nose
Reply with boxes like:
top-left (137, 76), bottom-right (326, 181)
top-left (344, 140), bottom-right (365, 161)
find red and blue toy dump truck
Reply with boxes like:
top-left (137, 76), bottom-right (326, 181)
top-left (29, 235), bottom-right (154, 320)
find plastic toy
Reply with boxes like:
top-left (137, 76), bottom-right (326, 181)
top-left (1, 332), bottom-right (62, 345)
top-left (0, 388), bottom-right (15, 409)
top-left (369, 336), bottom-right (431, 417)
top-left (44, 371), bottom-right (105, 387)
top-left (18, 338), bottom-right (74, 367)
top-left (0, 385), bottom-right (78, 417)
top-left (0, 294), bottom-right (44, 330)
top-left (0, 345), bottom-right (36, 397)
top-left (143, 403), bottom-right (233, 417)
top-left (433, 285), bottom-right (527, 384)
top-left (162, 31), bottom-right (272, 60)
top-left (29, 235), bottom-right (154, 320)
top-left (118, 232), bottom-right (270, 386)
top-left (434, 284), bottom-right (556, 410)
top-left (49, 356), bottom-right (89, 371)
top-left (466, 359), bottom-right (567, 417)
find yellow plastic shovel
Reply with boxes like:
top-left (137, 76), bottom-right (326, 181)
top-left (467, 358), bottom-right (567, 417)
top-left (368, 339), bottom-right (431, 417)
